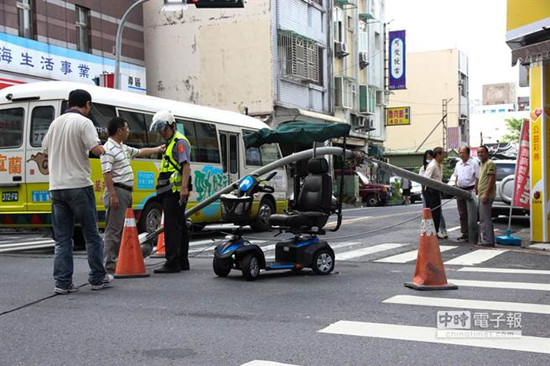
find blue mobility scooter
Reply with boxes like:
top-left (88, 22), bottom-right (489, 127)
top-left (212, 157), bottom-right (341, 281)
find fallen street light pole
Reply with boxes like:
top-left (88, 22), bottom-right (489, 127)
top-left (366, 157), bottom-right (478, 244)
top-left (139, 148), bottom-right (480, 253)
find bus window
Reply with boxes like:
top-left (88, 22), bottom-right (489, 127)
top-left (260, 143), bottom-right (280, 165)
top-left (176, 119), bottom-right (220, 164)
top-left (119, 110), bottom-right (148, 149)
top-left (30, 106), bottom-right (54, 147)
top-left (0, 108), bottom-right (24, 148)
top-left (229, 134), bottom-right (238, 174)
top-left (245, 147), bottom-right (261, 166)
top-left (88, 103), bottom-right (116, 142)
top-left (142, 113), bottom-right (162, 159)
top-left (220, 133), bottom-right (227, 172)
top-left (243, 130), bottom-right (280, 166)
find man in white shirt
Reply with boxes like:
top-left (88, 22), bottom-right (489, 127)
top-left (451, 146), bottom-right (480, 240)
top-left (423, 146), bottom-right (445, 234)
top-left (101, 117), bottom-right (165, 274)
top-left (42, 89), bottom-right (110, 294)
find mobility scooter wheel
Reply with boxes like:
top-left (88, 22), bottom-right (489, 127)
top-left (213, 258), bottom-right (232, 277)
top-left (241, 253), bottom-right (260, 281)
top-left (312, 249), bottom-right (334, 275)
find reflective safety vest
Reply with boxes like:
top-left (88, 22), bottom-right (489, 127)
top-left (156, 131), bottom-right (191, 195)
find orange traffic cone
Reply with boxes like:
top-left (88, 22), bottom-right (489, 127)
top-left (150, 211), bottom-right (165, 258)
top-left (114, 208), bottom-right (150, 278)
top-left (405, 208), bottom-right (457, 290)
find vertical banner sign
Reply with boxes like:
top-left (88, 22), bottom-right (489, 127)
top-left (389, 30), bottom-right (406, 90)
top-left (529, 65), bottom-right (550, 243)
top-left (513, 119), bottom-right (530, 209)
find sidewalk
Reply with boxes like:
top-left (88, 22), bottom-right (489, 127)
top-left (514, 228), bottom-right (550, 251)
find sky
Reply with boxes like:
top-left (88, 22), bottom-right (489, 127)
top-left (385, 0), bottom-right (529, 101)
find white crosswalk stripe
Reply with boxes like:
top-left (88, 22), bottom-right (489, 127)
top-left (383, 294), bottom-right (550, 315)
top-left (444, 249), bottom-right (509, 266)
top-left (447, 279), bottom-right (550, 292)
top-left (374, 245), bottom-right (457, 263)
top-left (335, 243), bottom-right (406, 261)
top-left (457, 267), bottom-right (550, 275)
top-left (318, 321), bottom-right (550, 355)
top-left (241, 361), bottom-right (301, 366)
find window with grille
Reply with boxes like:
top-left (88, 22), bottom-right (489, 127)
top-left (278, 31), bottom-right (321, 84)
top-left (76, 6), bottom-right (90, 53)
top-left (17, 0), bottom-right (33, 39)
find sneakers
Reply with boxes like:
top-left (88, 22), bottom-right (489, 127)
top-left (54, 283), bottom-right (79, 295)
top-left (441, 230), bottom-right (448, 239)
top-left (91, 273), bottom-right (114, 291)
top-left (457, 234), bottom-right (468, 241)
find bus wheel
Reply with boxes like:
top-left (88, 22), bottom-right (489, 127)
top-left (138, 200), bottom-right (163, 234)
top-left (250, 198), bottom-right (274, 232)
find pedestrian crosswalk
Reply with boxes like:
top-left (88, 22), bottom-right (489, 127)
top-left (241, 265), bottom-right (550, 364)
top-left (315, 265), bottom-right (550, 357)
top-left (183, 236), bottom-right (512, 268)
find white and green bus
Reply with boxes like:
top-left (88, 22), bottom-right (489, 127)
top-left (0, 81), bottom-right (287, 240)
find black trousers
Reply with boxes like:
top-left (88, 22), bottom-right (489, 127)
top-left (161, 192), bottom-right (189, 269)
top-left (424, 188), bottom-right (441, 233)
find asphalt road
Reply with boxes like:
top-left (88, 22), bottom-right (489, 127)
top-left (0, 201), bottom-right (548, 366)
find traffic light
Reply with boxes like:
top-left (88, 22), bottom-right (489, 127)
top-left (187, 0), bottom-right (245, 8)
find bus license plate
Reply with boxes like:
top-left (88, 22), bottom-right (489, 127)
top-left (2, 192), bottom-right (18, 202)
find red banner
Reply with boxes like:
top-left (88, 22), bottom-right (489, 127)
top-left (513, 119), bottom-right (530, 209)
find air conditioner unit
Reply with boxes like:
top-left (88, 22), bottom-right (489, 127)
top-left (335, 41), bottom-right (349, 58)
top-left (359, 52), bottom-right (369, 69)
top-left (355, 116), bottom-right (365, 128)
top-left (367, 116), bottom-right (375, 129)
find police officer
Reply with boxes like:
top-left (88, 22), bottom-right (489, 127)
top-left (150, 111), bottom-right (192, 273)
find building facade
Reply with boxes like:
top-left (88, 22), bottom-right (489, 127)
top-left (143, 0), bottom-right (386, 154)
top-left (333, 0), bottom-right (386, 155)
top-left (385, 48), bottom-right (470, 154)
top-left (0, 0), bottom-right (146, 92)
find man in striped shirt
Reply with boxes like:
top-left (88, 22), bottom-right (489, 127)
top-left (101, 117), bottom-right (165, 274)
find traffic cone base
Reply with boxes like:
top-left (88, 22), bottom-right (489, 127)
top-left (405, 208), bottom-right (457, 291)
top-left (115, 209), bottom-right (150, 278)
top-left (151, 211), bottom-right (166, 258)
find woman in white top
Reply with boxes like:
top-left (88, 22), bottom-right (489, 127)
top-left (419, 149), bottom-right (448, 239)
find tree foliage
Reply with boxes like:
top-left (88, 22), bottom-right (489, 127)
top-left (500, 118), bottom-right (523, 142)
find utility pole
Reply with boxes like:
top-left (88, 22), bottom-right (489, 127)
top-left (442, 98), bottom-right (452, 150)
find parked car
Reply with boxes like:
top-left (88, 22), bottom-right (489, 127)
top-left (410, 181), bottom-right (422, 204)
top-left (356, 171), bottom-right (391, 206)
top-left (491, 160), bottom-right (530, 218)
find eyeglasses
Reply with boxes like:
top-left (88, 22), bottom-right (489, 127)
top-left (121, 126), bottom-right (130, 131)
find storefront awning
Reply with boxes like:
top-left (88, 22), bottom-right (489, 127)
top-left (511, 39), bottom-right (550, 66)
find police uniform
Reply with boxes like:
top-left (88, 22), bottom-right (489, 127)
top-left (156, 130), bottom-right (192, 271)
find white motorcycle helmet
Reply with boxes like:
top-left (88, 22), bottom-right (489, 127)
top-left (150, 110), bottom-right (176, 132)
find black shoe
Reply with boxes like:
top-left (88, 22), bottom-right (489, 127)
top-left (154, 266), bottom-right (181, 274)
top-left (457, 235), bottom-right (468, 241)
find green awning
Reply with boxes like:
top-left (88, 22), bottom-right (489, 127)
top-left (244, 121), bottom-right (351, 148)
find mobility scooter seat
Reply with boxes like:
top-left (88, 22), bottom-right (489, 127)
top-left (269, 157), bottom-right (332, 231)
